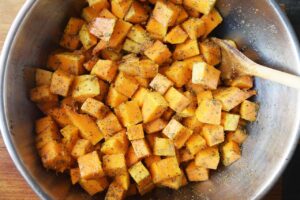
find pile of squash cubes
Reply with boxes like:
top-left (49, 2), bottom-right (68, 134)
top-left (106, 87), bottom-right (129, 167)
top-left (30, 0), bottom-right (258, 199)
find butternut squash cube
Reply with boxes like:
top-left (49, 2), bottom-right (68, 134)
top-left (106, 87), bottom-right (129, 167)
top-left (137, 181), bottom-right (155, 195)
top-left (142, 92), bottom-right (168, 123)
top-left (70, 168), bottom-right (80, 185)
top-left (138, 59), bottom-right (159, 78)
top-left (150, 157), bottom-right (181, 183)
top-left (79, 177), bottom-right (109, 196)
top-left (149, 73), bottom-right (174, 95)
top-left (103, 154), bottom-right (127, 176)
top-left (132, 87), bottom-right (149, 107)
top-left (118, 54), bottom-right (140, 76)
top-left (201, 9), bottom-right (223, 38)
top-left (64, 17), bottom-right (85, 35)
top-left (48, 107), bottom-right (71, 127)
top-left (66, 109), bottom-right (104, 145)
top-left (50, 69), bottom-right (74, 97)
top-left (101, 135), bottom-right (128, 155)
top-left (106, 86), bottom-right (129, 108)
top-left (35, 127), bottom-right (60, 150)
top-left (129, 161), bottom-right (152, 187)
top-left (78, 151), bottom-right (104, 179)
top-left (111, 0), bottom-right (133, 19)
top-left (144, 40), bottom-right (171, 65)
top-left (162, 119), bottom-right (193, 149)
top-left (164, 87), bottom-right (191, 113)
top-left (164, 25), bottom-right (188, 44)
top-left (227, 128), bottom-right (248, 145)
top-left (114, 72), bottom-right (139, 97)
top-left (127, 25), bottom-right (152, 47)
top-left (131, 139), bottom-right (151, 159)
top-left (81, 98), bottom-right (109, 119)
top-left (153, 137), bottom-right (176, 156)
top-left (115, 173), bottom-right (130, 190)
top-left (182, 18), bottom-right (206, 40)
top-left (221, 141), bottom-right (241, 166)
top-left (229, 75), bottom-right (253, 89)
top-left (59, 34), bottom-right (80, 50)
top-left (179, 148), bottom-right (194, 163)
top-left (36, 102), bottom-right (58, 116)
top-left (96, 112), bottom-right (123, 138)
top-left (72, 75), bottom-right (100, 102)
top-left (165, 61), bottom-right (191, 87)
top-left (105, 182), bottom-right (126, 200)
top-left (99, 8), bottom-right (118, 19)
top-left (214, 87), bottom-right (248, 111)
top-left (195, 98), bottom-right (222, 125)
top-left (160, 170), bottom-right (186, 190)
top-left (109, 20), bottom-right (133, 48)
top-left (81, 6), bottom-right (98, 22)
top-left (161, 107), bottom-right (175, 121)
top-left (192, 62), bottom-right (220, 90)
top-left (221, 112), bottom-right (240, 131)
top-left (79, 24), bottom-right (97, 50)
top-left (183, 0), bottom-right (216, 14)
top-left (152, 1), bottom-right (179, 27)
top-left (144, 155), bottom-right (161, 168)
top-left (186, 133), bottom-right (206, 155)
top-left (71, 139), bottom-right (93, 158)
top-left (195, 146), bottom-right (220, 169)
top-left (201, 124), bottom-right (224, 146)
top-left (126, 145), bottom-right (141, 167)
top-left (39, 141), bottom-right (71, 173)
top-left (87, 0), bottom-right (109, 11)
top-left (115, 101), bottom-right (143, 127)
top-left (126, 124), bottom-right (144, 140)
top-left (146, 17), bottom-right (167, 40)
top-left (173, 39), bottom-right (200, 60)
top-left (35, 116), bottom-right (58, 134)
top-left (35, 68), bottom-right (53, 86)
top-left (124, 1), bottom-right (148, 23)
top-left (182, 115), bottom-right (203, 133)
top-left (199, 40), bottom-right (221, 65)
top-left (61, 124), bottom-right (79, 152)
top-left (240, 100), bottom-right (259, 122)
top-left (56, 52), bottom-right (85, 75)
top-left (175, 7), bottom-right (189, 24)
top-left (91, 59), bottom-right (118, 83)
top-left (89, 17), bottom-right (117, 41)
top-left (185, 161), bottom-right (209, 181)
top-left (122, 38), bottom-right (143, 53)
top-left (30, 85), bottom-right (58, 103)
top-left (144, 118), bottom-right (167, 134)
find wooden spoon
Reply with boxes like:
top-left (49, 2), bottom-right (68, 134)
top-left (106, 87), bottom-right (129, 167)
top-left (211, 37), bottom-right (300, 89)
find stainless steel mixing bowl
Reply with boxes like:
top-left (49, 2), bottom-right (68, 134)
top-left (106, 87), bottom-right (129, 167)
top-left (1, 0), bottom-right (300, 199)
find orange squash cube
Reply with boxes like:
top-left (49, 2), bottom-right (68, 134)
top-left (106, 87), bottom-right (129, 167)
top-left (142, 92), bottom-right (168, 123)
top-left (114, 72), bottom-right (139, 97)
top-left (182, 18), bottom-right (206, 39)
top-left (50, 69), bottom-right (74, 97)
top-left (201, 124), bottom-right (224, 146)
top-left (96, 112), bottom-right (123, 138)
top-left (144, 40), bottom-right (172, 65)
top-left (195, 146), bottom-right (220, 169)
top-left (173, 39), bottom-right (200, 60)
top-left (146, 17), bottom-right (168, 40)
top-left (124, 1), bottom-right (148, 23)
top-left (185, 161), bottom-right (209, 181)
top-left (106, 86), bottom-right (129, 108)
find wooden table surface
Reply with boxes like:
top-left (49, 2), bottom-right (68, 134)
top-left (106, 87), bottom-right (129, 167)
top-left (0, 1), bottom-right (282, 199)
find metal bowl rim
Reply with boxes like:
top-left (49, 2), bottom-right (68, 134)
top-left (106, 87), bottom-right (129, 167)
top-left (0, 0), bottom-right (299, 199)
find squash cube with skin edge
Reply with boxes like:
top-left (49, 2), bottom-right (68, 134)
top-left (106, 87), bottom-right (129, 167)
top-left (202, 124), bottom-right (224, 147)
top-left (144, 118), bottom-right (167, 134)
top-left (114, 72), bottom-right (139, 98)
top-left (35, 116), bottom-right (58, 134)
top-left (66, 109), bottom-right (104, 145)
top-left (122, 38), bottom-right (143, 53)
top-left (144, 155), bottom-right (161, 168)
top-left (109, 20), bottom-right (133, 48)
top-left (144, 40), bottom-right (172, 65)
top-left (179, 148), bottom-right (194, 163)
top-left (222, 141), bottom-right (241, 166)
top-left (105, 181), bottom-right (126, 200)
top-left (142, 92), bottom-right (168, 123)
top-left (91, 59), bottom-right (118, 83)
top-left (96, 112), bottom-right (123, 138)
top-left (162, 119), bottom-right (193, 149)
top-left (173, 39), bottom-right (200, 60)
top-left (70, 168), bottom-right (80, 185)
top-left (164, 25), bottom-right (188, 44)
top-left (127, 124), bottom-right (144, 140)
top-left (124, 1), bottom-right (148, 23)
top-left (227, 128), bottom-right (248, 145)
top-left (126, 145), bottom-right (141, 167)
top-left (115, 101), bottom-right (143, 127)
top-left (186, 133), bottom-right (207, 155)
top-left (165, 61), bottom-right (191, 88)
top-left (138, 59), bottom-right (159, 78)
top-left (150, 73), bottom-right (174, 95)
top-left (183, 0), bottom-right (216, 14)
top-left (199, 39), bottom-right (221, 66)
top-left (164, 87), bottom-right (191, 113)
top-left (79, 177), bottom-right (109, 196)
top-left (78, 151), bottom-right (104, 179)
top-left (132, 87), bottom-right (149, 107)
top-left (240, 100), bottom-right (259, 122)
top-left (56, 53), bottom-right (85, 75)
top-left (115, 172), bottom-right (130, 190)
top-left (89, 17), bottom-right (116, 41)
top-left (182, 18), bottom-right (206, 40)
top-left (196, 98), bottom-right (222, 125)
top-left (185, 161), bottom-right (209, 182)
top-left (221, 112), bottom-right (240, 131)
top-left (192, 62), bottom-right (220, 90)
top-left (111, 0), bottom-right (133, 19)
top-left (72, 75), bottom-right (100, 102)
top-left (131, 139), bottom-right (151, 159)
top-left (150, 157), bottom-right (181, 183)
top-left (35, 68), bottom-right (53, 86)
top-left (146, 17), bottom-right (168, 40)
top-left (81, 98), bottom-right (109, 119)
top-left (129, 161), bottom-right (152, 187)
top-left (39, 141), bottom-right (71, 173)
top-left (106, 86), bottom-right (128, 108)
top-left (87, 0), bottom-right (109, 11)
top-left (201, 8), bottom-right (223, 38)
top-left (195, 146), bottom-right (220, 169)
top-left (50, 69), bottom-right (74, 97)
top-left (152, 1), bottom-right (179, 27)
top-left (30, 85), bottom-right (58, 103)
top-left (153, 137), bottom-right (176, 156)
top-left (71, 139), bottom-right (93, 158)
top-left (103, 154), bottom-right (127, 176)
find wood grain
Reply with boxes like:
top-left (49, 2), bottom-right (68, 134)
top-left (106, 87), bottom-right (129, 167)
top-left (0, 1), bottom-right (282, 200)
